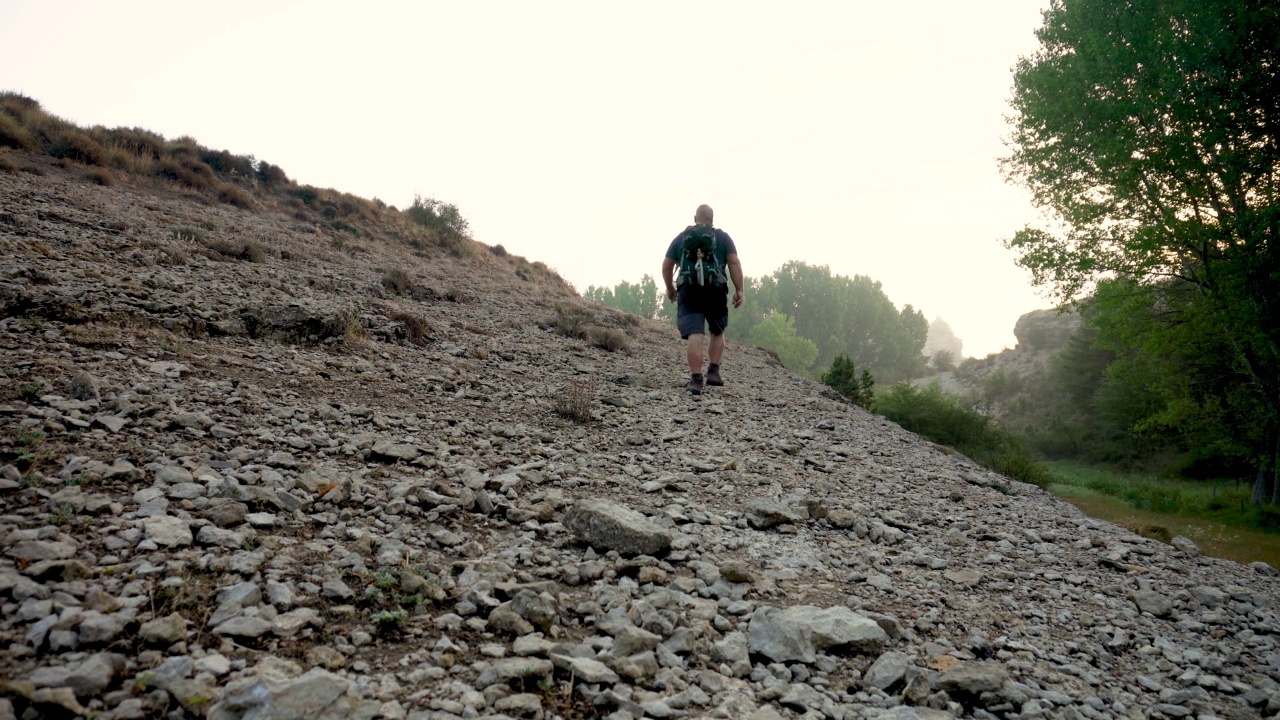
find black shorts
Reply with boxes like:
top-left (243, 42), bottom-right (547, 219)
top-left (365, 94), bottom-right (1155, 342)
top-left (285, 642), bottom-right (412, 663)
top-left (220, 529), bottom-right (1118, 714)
top-left (676, 284), bottom-right (729, 339)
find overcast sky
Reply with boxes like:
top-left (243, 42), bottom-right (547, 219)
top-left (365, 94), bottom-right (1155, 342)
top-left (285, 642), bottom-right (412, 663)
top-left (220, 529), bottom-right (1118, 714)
top-left (2, 0), bottom-right (1054, 357)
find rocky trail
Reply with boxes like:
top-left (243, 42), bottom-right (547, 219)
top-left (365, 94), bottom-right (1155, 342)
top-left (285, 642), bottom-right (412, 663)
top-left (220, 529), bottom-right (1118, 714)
top-left (2, 159), bottom-right (1279, 720)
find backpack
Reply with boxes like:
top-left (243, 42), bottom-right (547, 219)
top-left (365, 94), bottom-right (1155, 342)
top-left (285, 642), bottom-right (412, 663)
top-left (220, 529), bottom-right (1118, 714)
top-left (676, 224), bottom-right (727, 288)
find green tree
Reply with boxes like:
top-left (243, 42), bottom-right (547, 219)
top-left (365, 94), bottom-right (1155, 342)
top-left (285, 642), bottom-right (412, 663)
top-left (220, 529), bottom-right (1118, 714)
top-left (1004, 0), bottom-right (1280, 499)
top-left (747, 312), bottom-right (819, 373)
top-left (821, 355), bottom-right (875, 410)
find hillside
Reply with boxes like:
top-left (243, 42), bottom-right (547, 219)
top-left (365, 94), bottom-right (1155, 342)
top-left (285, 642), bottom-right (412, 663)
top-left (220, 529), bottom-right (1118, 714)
top-left (2, 154), bottom-right (1280, 720)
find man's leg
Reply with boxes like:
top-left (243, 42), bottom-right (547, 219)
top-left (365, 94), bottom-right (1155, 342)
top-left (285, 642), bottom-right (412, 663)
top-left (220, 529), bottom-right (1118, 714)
top-left (686, 334), bottom-right (704, 374)
top-left (707, 333), bottom-right (725, 365)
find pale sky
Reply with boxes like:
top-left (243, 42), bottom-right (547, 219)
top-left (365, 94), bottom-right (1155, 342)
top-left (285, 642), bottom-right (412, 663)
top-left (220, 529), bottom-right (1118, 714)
top-left (1, 1), bottom-right (1054, 357)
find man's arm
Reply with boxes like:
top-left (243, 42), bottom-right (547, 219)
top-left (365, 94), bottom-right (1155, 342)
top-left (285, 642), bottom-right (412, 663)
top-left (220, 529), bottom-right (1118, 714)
top-left (662, 257), bottom-right (677, 302)
top-left (726, 253), bottom-right (744, 308)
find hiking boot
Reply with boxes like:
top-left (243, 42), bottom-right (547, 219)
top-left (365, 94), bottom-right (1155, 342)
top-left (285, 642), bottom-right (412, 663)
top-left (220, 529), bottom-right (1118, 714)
top-left (705, 365), bottom-right (723, 386)
top-left (687, 375), bottom-right (704, 395)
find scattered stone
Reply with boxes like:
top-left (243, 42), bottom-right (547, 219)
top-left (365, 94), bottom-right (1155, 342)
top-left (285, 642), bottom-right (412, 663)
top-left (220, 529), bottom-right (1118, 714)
top-left (563, 499), bottom-right (673, 556)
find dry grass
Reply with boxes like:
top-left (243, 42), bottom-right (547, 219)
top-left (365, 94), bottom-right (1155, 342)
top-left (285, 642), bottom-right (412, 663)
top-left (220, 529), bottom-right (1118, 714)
top-left (217, 183), bottom-right (255, 210)
top-left (390, 312), bottom-right (432, 346)
top-left (587, 326), bottom-right (629, 353)
top-left (85, 167), bottom-right (114, 186)
top-left (382, 268), bottom-right (414, 296)
top-left (204, 238), bottom-right (267, 263)
top-left (0, 155), bottom-right (16, 174)
top-left (554, 378), bottom-right (596, 423)
top-left (546, 304), bottom-right (595, 340)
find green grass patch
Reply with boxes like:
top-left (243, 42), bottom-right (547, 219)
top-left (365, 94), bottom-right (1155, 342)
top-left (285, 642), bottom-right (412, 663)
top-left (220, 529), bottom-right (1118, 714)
top-left (1048, 475), bottom-right (1280, 567)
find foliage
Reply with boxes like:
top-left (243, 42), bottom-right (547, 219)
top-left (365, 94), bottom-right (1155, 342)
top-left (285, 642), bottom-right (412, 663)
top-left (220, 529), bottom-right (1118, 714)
top-left (584, 275), bottom-right (660, 319)
top-left (585, 261), bottom-right (928, 380)
top-left (877, 381), bottom-right (1050, 486)
top-left (822, 354), bottom-right (875, 410)
top-left (747, 312), bottom-right (818, 374)
top-left (406, 195), bottom-right (471, 249)
top-left (930, 350), bottom-right (955, 373)
top-left (1003, 0), bottom-right (1280, 501)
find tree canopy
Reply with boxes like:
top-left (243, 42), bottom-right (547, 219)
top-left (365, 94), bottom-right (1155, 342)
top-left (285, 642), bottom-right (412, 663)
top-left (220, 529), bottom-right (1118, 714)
top-left (1004, 0), bottom-right (1280, 497)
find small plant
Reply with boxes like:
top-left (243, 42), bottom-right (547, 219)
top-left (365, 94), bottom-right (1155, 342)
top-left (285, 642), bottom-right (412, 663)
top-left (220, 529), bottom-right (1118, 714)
top-left (587, 326), bottom-right (629, 353)
top-left (554, 379), bottom-right (596, 423)
top-left (339, 311), bottom-right (368, 342)
top-left (382, 268), bottom-right (414, 295)
top-left (0, 155), bottom-right (18, 173)
top-left (548, 304), bottom-right (595, 340)
top-left (371, 608), bottom-right (407, 635)
top-left (85, 167), bottom-right (114, 186)
top-left (204, 238), bottom-right (266, 263)
top-left (18, 381), bottom-right (45, 401)
top-left (391, 312), bottom-right (431, 346)
top-left (172, 226), bottom-right (205, 243)
top-left (216, 183), bottom-right (255, 210)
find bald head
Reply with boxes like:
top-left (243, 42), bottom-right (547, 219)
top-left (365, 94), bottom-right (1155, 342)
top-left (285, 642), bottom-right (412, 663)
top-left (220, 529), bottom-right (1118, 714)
top-left (694, 204), bottom-right (714, 225)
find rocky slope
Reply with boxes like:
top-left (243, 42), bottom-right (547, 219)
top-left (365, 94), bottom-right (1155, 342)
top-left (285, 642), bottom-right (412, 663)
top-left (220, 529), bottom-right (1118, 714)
top-left (2, 158), bottom-right (1279, 720)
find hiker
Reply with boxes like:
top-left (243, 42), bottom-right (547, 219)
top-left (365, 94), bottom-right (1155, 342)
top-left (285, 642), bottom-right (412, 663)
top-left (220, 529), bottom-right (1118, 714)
top-left (662, 204), bottom-right (744, 394)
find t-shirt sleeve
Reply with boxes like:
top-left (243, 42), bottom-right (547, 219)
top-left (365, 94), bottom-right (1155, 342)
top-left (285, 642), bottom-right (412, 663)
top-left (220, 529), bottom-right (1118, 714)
top-left (718, 230), bottom-right (738, 257)
top-left (665, 234), bottom-right (684, 261)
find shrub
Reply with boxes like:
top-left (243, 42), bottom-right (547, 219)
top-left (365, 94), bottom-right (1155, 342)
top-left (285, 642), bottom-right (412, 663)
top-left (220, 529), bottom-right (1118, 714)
top-left (405, 195), bottom-right (471, 249)
top-left (382, 268), bottom-right (414, 295)
top-left (217, 183), bottom-right (255, 209)
top-left (390, 312), bottom-right (431, 345)
top-left (20, 164), bottom-right (44, 176)
top-left (877, 381), bottom-right (1049, 487)
top-left (204, 238), bottom-right (266, 263)
top-left (554, 379), bottom-right (596, 423)
top-left (0, 155), bottom-right (16, 173)
top-left (48, 129), bottom-right (106, 166)
top-left (548, 304), bottom-right (595, 339)
top-left (257, 161), bottom-right (289, 187)
top-left (0, 112), bottom-right (37, 151)
top-left (85, 167), bottom-right (114, 186)
top-left (490, 243), bottom-right (507, 257)
top-left (587, 326), bottom-right (629, 353)
top-left (822, 354), bottom-right (875, 410)
top-left (158, 157), bottom-right (215, 189)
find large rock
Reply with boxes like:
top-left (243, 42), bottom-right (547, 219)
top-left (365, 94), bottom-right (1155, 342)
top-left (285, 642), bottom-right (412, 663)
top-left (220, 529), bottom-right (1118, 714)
top-left (744, 499), bottom-right (803, 529)
top-left (29, 653), bottom-right (126, 698)
top-left (370, 439), bottom-right (419, 463)
top-left (206, 667), bottom-right (376, 720)
top-left (747, 606), bottom-right (887, 663)
top-left (563, 499), bottom-right (672, 556)
top-left (144, 515), bottom-right (193, 547)
top-left (864, 651), bottom-right (911, 690)
top-left (937, 661), bottom-right (1009, 694)
top-left (1013, 309), bottom-right (1081, 351)
top-left (1131, 589), bottom-right (1174, 617)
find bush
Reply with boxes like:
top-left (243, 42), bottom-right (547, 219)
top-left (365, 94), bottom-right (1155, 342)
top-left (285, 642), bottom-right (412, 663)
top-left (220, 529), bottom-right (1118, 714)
top-left (85, 167), bottom-right (114, 186)
top-left (405, 195), bottom-right (471, 249)
top-left (0, 112), bottom-right (37, 151)
top-left (382, 268), bottom-right (414, 295)
top-left (48, 129), bottom-right (106, 166)
top-left (554, 380), bottom-right (596, 423)
top-left (217, 183), bottom-right (255, 209)
top-left (548, 304), bottom-right (595, 340)
top-left (0, 155), bottom-right (16, 173)
top-left (587, 326), bottom-right (629, 353)
top-left (822, 354), bottom-right (875, 410)
top-left (877, 381), bottom-right (1049, 486)
top-left (257, 161), bottom-right (289, 187)
top-left (391, 312), bottom-right (431, 346)
top-left (204, 238), bottom-right (266, 263)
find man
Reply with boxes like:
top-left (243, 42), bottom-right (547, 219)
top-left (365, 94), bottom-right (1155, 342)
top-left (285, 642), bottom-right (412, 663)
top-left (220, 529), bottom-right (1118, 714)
top-left (662, 204), bottom-right (744, 394)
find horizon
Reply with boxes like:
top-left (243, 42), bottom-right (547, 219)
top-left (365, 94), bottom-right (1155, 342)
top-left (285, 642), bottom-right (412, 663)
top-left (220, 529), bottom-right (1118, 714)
top-left (0, 0), bottom-right (1055, 357)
